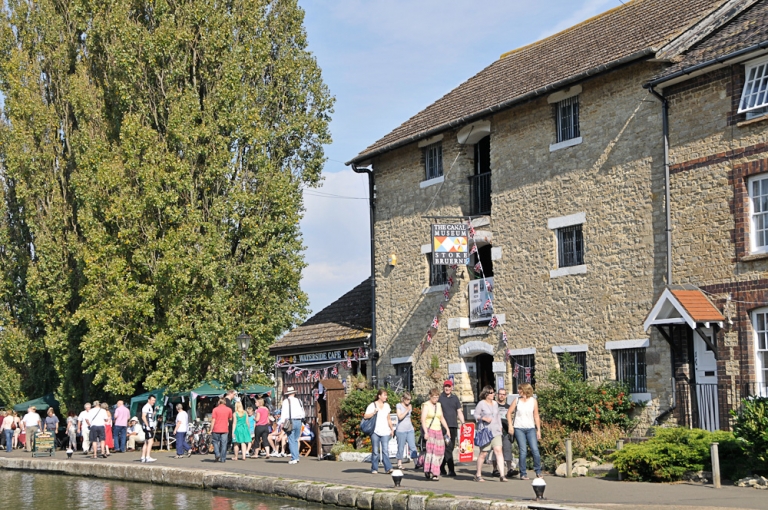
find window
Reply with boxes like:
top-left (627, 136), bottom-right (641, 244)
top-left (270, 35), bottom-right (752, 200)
top-left (393, 363), bottom-right (413, 392)
top-left (558, 351), bottom-right (587, 379)
top-left (469, 244), bottom-right (494, 279)
top-left (749, 175), bottom-right (768, 253)
top-left (752, 309), bottom-right (768, 397)
top-left (427, 253), bottom-right (448, 287)
top-left (557, 224), bottom-right (584, 267)
top-left (511, 354), bottom-right (535, 392)
top-left (556, 96), bottom-right (580, 143)
top-left (614, 348), bottom-right (647, 393)
top-left (739, 58), bottom-right (768, 114)
top-left (424, 142), bottom-right (443, 180)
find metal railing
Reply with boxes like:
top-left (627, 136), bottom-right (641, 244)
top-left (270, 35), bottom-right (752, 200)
top-left (469, 173), bottom-right (491, 216)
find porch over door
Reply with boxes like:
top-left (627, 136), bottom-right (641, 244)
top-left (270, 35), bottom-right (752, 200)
top-left (693, 327), bottom-right (719, 431)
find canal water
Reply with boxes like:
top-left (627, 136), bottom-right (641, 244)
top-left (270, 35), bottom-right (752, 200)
top-left (2, 470), bottom-right (322, 510)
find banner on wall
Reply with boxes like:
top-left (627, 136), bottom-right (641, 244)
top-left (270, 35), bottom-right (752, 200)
top-left (469, 277), bottom-right (494, 323)
top-left (431, 223), bottom-right (469, 265)
top-left (458, 422), bottom-right (475, 463)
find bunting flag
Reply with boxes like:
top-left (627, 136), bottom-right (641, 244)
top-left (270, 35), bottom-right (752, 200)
top-left (426, 331), bottom-right (433, 343)
top-left (502, 331), bottom-right (508, 346)
top-left (489, 315), bottom-right (499, 329)
top-left (444, 289), bottom-right (450, 301)
top-left (331, 366), bottom-right (338, 377)
top-left (504, 349), bottom-right (510, 361)
top-left (346, 358), bottom-right (352, 369)
top-left (513, 364), bottom-right (519, 378)
top-left (323, 368), bottom-right (329, 379)
top-left (431, 316), bottom-right (439, 329)
top-left (474, 262), bottom-right (483, 273)
top-left (447, 276), bottom-right (454, 287)
top-left (450, 264), bottom-right (459, 270)
top-left (483, 298), bottom-right (492, 310)
top-left (525, 367), bottom-right (532, 383)
top-left (295, 369), bottom-right (303, 377)
top-left (470, 244), bottom-right (478, 255)
top-left (485, 280), bottom-right (493, 292)
top-left (438, 304), bottom-right (445, 314)
top-left (469, 225), bottom-right (476, 237)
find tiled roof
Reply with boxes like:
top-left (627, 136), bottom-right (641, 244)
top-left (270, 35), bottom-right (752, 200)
top-left (348, 0), bottom-right (724, 165)
top-left (653, 0), bottom-right (768, 80)
top-left (669, 289), bottom-right (726, 323)
top-left (269, 278), bottom-right (372, 353)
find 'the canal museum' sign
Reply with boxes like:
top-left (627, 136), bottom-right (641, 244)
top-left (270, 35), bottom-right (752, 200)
top-left (431, 223), bottom-right (469, 265)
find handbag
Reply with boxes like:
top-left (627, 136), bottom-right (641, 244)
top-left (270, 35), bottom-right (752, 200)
top-left (359, 402), bottom-right (379, 436)
top-left (283, 398), bottom-right (293, 433)
top-left (474, 427), bottom-right (493, 447)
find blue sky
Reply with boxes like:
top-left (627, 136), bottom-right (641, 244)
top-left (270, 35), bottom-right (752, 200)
top-left (298, 0), bottom-right (621, 314)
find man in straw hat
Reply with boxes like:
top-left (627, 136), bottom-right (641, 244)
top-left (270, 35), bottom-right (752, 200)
top-left (278, 386), bottom-right (305, 464)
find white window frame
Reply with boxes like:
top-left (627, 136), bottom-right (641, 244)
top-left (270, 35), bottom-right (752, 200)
top-left (739, 56), bottom-right (768, 114)
top-left (424, 142), bottom-right (443, 180)
top-left (555, 95), bottom-right (580, 143)
top-left (751, 308), bottom-right (768, 397)
top-left (748, 174), bottom-right (768, 254)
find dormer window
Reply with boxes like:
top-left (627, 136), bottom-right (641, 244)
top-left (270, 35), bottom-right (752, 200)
top-left (739, 57), bottom-right (768, 118)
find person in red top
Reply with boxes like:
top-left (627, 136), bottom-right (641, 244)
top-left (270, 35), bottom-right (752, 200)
top-left (210, 398), bottom-right (233, 463)
top-left (253, 398), bottom-right (271, 457)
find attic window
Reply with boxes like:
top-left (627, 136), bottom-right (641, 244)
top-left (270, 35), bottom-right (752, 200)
top-left (739, 57), bottom-right (768, 114)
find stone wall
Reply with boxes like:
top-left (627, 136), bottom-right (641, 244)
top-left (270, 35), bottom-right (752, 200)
top-left (370, 62), bottom-right (674, 433)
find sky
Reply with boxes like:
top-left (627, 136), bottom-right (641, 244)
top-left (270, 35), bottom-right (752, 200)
top-left (298, 0), bottom-right (623, 315)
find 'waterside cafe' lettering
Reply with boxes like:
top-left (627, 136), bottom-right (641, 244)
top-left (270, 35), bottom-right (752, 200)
top-left (279, 349), bottom-right (367, 366)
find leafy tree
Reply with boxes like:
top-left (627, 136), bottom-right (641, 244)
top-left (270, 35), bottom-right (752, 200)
top-left (0, 0), bottom-right (332, 404)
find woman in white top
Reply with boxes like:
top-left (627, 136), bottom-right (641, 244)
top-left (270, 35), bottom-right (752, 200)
top-left (506, 383), bottom-right (542, 479)
top-left (363, 388), bottom-right (395, 474)
top-left (1, 411), bottom-right (15, 453)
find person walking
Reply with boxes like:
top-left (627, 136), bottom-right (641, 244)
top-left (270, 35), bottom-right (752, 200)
top-left (21, 406), bottom-right (41, 452)
top-left (140, 395), bottom-right (158, 463)
top-left (245, 406), bottom-right (256, 457)
top-left (364, 388), bottom-right (395, 474)
top-left (232, 401), bottom-right (251, 461)
top-left (88, 401), bottom-right (108, 458)
top-left (66, 411), bottom-right (78, 451)
top-left (78, 403), bottom-right (91, 454)
top-left (210, 398), bottom-right (233, 463)
top-left (253, 399), bottom-right (271, 458)
top-left (494, 388), bottom-right (516, 478)
top-left (507, 383), bottom-right (542, 479)
top-left (278, 386), bottom-right (305, 465)
top-left (101, 402), bottom-right (113, 455)
top-left (1, 410), bottom-right (14, 453)
top-left (474, 385), bottom-right (506, 482)
top-left (395, 392), bottom-right (417, 470)
top-left (438, 380), bottom-right (464, 477)
top-left (112, 400), bottom-right (130, 453)
top-left (421, 388), bottom-right (450, 481)
top-left (173, 403), bottom-right (192, 458)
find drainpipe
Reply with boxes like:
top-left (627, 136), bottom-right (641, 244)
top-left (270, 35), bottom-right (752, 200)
top-left (646, 84), bottom-right (676, 425)
top-left (645, 84), bottom-right (673, 286)
top-left (351, 163), bottom-right (378, 388)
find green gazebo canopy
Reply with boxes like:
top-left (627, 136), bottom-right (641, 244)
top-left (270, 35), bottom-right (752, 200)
top-left (129, 388), bottom-right (166, 418)
top-left (13, 394), bottom-right (60, 413)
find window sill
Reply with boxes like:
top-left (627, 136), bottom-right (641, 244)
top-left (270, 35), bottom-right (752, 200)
top-left (423, 285), bottom-right (446, 295)
top-left (550, 264), bottom-right (587, 278)
top-left (549, 136), bottom-right (582, 152)
top-left (740, 252), bottom-right (768, 262)
top-left (630, 392), bottom-right (651, 404)
top-left (737, 114), bottom-right (768, 128)
top-left (420, 175), bottom-right (445, 189)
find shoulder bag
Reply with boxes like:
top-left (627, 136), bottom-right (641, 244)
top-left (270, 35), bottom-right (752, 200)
top-left (474, 402), bottom-right (495, 447)
top-left (414, 403), bottom-right (439, 469)
top-left (283, 398), bottom-right (294, 433)
top-left (359, 402), bottom-right (377, 436)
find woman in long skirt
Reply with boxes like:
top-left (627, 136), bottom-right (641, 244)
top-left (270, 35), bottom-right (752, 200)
top-left (420, 388), bottom-right (450, 480)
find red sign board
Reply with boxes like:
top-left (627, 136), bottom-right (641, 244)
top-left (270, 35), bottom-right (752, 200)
top-left (458, 422), bottom-right (475, 463)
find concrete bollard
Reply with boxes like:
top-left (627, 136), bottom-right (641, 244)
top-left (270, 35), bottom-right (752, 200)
top-left (711, 442), bottom-right (721, 489)
top-left (565, 439), bottom-right (572, 478)
top-left (616, 439), bottom-right (624, 481)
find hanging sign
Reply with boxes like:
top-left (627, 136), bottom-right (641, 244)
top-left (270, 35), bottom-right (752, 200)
top-left (469, 277), bottom-right (494, 323)
top-left (458, 422), bottom-right (475, 463)
top-left (431, 224), bottom-right (469, 265)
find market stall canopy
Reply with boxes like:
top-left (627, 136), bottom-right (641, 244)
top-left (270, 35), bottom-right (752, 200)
top-left (129, 388), bottom-right (166, 418)
top-left (187, 381), bottom-right (274, 421)
top-left (13, 394), bottom-right (60, 413)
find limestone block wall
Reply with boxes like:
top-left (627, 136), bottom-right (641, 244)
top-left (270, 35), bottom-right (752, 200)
top-left (370, 62), bottom-right (674, 434)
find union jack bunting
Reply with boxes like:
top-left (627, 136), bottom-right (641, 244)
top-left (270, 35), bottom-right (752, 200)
top-left (331, 367), bottom-right (338, 377)
top-left (323, 368), bottom-right (328, 379)
top-left (287, 366), bottom-right (295, 374)
top-left (444, 289), bottom-right (450, 301)
top-left (431, 316), bottom-right (439, 329)
top-left (513, 364), bottom-right (519, 378)
top-left (469, 225), bottom-right (476, 237)
top-left (426, 331), bottom-right (433, 343)
top-left (489, 316), bottom-right (499, 329)
top-left (447, 276), bottom-right (454, 287)
top-left (505, 349), bottom-right (510, 361)
top-left (450, 264), bottom-right (459, 270)
top-left (483, 298), bottom-right (492, 310)
top-left (438, 304), bottom-right (445, 314)
top-left (502, 331), bottom-right (508, 346)
top-left (525, 367), bottom-right (532, 383)
top-left (295, 369), bottom-right (303, 377)
top-left (474, 262), bottom-right (483, 273)
top-left (470, 244), bottom-right (478, 254)
top-left (346, 358), bottom-right (352, 369)
top-left (485, 280), bottom-right (493, 292)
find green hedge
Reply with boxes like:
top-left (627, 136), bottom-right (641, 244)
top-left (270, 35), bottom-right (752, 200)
top-left (338, 387), bottom-right (421, 448)
top-left (613, 427), bottom-right (748, 482)
top-left (731, 396), bottom-right (768, 472)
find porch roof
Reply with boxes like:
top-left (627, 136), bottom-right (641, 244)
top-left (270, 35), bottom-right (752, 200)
top-left (643, 286), bottom-right (725, 331)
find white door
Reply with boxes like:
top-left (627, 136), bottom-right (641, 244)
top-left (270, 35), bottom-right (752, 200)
top-left (693, 327), bottom-right (719, 431)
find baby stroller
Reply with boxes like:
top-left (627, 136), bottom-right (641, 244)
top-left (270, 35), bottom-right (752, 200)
top-left (318, 419), bottom-right (337, 460)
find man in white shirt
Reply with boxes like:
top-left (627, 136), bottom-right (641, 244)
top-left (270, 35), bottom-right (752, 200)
top-left (21, 406), bottom-right (41, 452)
top-left (278, 387), bottom-right (305, 464)
top-left (141, 395), bottom-right (158, 463)
top-left (126, 417), bottom-right (145, 451)
top-left (77, 403), bottom-right (91, 454)
top-left (87, 400), bottom-right (107, 459)
top-left (173, 403), bottom-right (192, 458)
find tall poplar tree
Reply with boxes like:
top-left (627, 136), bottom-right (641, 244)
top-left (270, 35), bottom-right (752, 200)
top-left (0, 0), bottom-right (332, 404)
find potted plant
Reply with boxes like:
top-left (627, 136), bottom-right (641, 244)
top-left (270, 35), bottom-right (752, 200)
top-left (353, 373), bottom-right (368, 390)
top-left (426, 355), bottom-right (444, 383)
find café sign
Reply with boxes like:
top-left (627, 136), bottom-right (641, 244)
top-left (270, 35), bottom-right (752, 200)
top-left (278, 349), bottom-right (368, 366)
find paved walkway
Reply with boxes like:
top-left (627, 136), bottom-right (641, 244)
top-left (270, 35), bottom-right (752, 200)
top-left (1, 448), bottom-right (765, 510)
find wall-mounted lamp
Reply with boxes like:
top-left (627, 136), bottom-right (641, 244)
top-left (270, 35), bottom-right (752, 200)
top-left (388, 253), bottom-right (397, 266)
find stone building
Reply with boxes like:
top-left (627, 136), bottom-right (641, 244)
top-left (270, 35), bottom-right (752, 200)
top-left (346, 0), bottom-right (768, 432)
top-left (269, 278), bottom-right (371, 426)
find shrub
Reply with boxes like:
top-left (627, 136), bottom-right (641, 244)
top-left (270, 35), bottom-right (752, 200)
top-left (612, 427), bottom-right (748, 482)
top-left (537, 353), bottom-right (637, 432)
top-left (731, 396), bottom-right (768, 471)
top-left (330, 441), bottom-right (366, 458)
top-left (338, 387), bottom-right (421, 448)
top-left (539, 420), bottom-right (623, 472)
